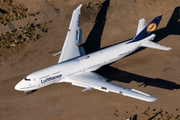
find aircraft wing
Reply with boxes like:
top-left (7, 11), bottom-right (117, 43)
top-left (56, 4), bottom-right (85, 63)
top-left (63, 72), bottom-right (158, 102)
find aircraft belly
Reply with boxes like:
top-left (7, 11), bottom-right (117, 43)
top-left (20, 85), bottom-right (37, 91)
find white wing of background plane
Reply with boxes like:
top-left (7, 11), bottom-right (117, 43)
top-left (56, 4), bottom-right (85, 63)
top-left (62, 72), bottom-right (158, 102)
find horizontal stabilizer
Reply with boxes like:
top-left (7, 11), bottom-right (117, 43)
top-left (141, 41), bottom-right (171, 51)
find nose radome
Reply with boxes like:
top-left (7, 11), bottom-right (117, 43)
top-left (15, 79), bottom-right (25, 91)
top-left (15, 82), bottom-right (21, 91)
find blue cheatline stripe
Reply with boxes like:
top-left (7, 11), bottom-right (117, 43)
top-left (127, 15), bottom-right (162, 44)
top-left (78, 14), bottom-right (80, 27)
top-left (78, 28), bottom-right (82, 44)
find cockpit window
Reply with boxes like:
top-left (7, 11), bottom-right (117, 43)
top-left (25, 77), bottom-right (31, 81)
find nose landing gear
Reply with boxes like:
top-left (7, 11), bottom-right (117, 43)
top-left (24, 89), bottom-right (38, 95)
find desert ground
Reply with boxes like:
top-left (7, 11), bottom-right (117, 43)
top-left (0, 0), bottom-right (180, 119)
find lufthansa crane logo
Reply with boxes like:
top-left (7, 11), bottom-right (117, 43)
top-left (147, 23), bottom-right (157, 33)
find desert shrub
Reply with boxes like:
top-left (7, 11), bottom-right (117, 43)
top-left (41, 27), bottom-right (48, 33)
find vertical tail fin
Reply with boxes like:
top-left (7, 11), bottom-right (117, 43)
top-left (128, 15), bottom-right (162, 43)
top-left (136, 18), bottom-right (146, 36)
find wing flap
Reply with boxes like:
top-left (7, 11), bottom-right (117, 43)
top-left (64, 72), bottom-right (157, 102)
top-left (141, 40), bottom-right (171, 51)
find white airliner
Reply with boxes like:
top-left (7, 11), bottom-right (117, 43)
top-left (15, 4), bottom-right (171, 102)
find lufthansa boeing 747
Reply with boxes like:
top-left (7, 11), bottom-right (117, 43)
top-left (15, 4), bottom-right (171, 102)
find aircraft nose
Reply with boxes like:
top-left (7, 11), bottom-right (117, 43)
top-left (15, 80), bottom-right (24, 91)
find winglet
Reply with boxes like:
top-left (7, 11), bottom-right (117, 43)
top-left (77, 4), bottom-right (83, 10)
top-left (73, 4), bottom-right (83, 14)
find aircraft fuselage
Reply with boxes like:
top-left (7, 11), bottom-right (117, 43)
top-left (15, 35), bottom-right (153, 92)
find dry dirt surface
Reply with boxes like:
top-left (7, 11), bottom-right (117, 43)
top-left (1, 0), bottom-right (180, 119)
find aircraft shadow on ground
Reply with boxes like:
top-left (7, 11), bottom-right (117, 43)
top-left (0, 8), bottom-right (8, 14)
top-left (97, 6), bottom-right (180, 56)
top-left (132, 114), bottom-right (137, 120)
top-left (153, 6), bottom-right (180, 43)
top-left (148, 110), bottom-right (163, 120)
top-left (96, 66), bottom-right (180, 90)
top-left (83, 2), bottom-right (180, 90)
top-left (82, 0), bottom-right (110, 54)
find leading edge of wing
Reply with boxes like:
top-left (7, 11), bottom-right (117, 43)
top-left (63, 72), bottom-right (158, 102)
top-left (58, 4), bottom-right (85, 63)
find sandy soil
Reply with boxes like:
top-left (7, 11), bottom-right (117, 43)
top-left (0, 0), bottom-right (180, 119)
